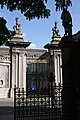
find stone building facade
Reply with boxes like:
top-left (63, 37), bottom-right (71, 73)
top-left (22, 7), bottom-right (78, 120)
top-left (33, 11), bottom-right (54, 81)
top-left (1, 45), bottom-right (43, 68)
top-left (0, 19), bottom-right (62, 98)
top-left (0, 47), bottom-right (48, 98)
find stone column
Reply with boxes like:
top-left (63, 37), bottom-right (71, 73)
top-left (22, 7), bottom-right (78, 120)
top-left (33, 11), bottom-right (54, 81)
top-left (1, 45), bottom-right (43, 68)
top-left (59, 36), bottom-right (75, 120)
top-left (12, 54), bottom-right (16, 88)
top-left (11, 49), bottom-right (27, 90)
top-left (19, 53), bottom-right (23, 88)
top-left (57, 54), bottom-right (62, 85)
top-left (54, 51), bottom-right (62, 85)
top-left (55, 54), bottom-right (58, 84)
top-left (15, 53), bottom-right (19, 88)
top-left (22, 53), bottom-right (26, 91)
top-left (11, 49), bottom-right (19, 89)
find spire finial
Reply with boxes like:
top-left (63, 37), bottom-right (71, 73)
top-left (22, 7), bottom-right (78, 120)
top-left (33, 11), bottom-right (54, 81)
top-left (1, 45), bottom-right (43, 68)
top-left (52, 21), bottom-right (60, 39)
top-left (13, 17), bottom-right (22, 35)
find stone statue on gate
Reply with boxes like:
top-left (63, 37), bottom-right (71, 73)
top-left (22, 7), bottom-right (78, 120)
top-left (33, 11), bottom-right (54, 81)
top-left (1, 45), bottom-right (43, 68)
top-left (61, 8), bottom-right (72, 36)
top-left (13, 17), bottom-right (22, 35)
top-left (52, 21), bottom-right (60, 38)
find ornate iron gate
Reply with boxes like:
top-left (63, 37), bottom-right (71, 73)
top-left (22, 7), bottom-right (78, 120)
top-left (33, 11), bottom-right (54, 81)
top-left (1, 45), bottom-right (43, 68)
top-left (14, 83), bottom-right (62, 120)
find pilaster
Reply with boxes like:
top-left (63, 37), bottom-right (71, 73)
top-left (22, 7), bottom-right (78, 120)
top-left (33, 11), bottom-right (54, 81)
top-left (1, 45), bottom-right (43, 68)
top-left (59, 36), bottom-right (75, 120)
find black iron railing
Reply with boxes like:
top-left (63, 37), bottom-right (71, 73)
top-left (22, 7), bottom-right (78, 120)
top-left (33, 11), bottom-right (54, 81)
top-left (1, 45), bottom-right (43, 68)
top-left (14, 85), bottom-right (62, 120)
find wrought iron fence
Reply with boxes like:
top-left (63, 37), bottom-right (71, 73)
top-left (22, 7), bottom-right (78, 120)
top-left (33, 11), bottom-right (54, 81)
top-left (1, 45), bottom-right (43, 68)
top-left (14, 85), bottom-right (62, 120)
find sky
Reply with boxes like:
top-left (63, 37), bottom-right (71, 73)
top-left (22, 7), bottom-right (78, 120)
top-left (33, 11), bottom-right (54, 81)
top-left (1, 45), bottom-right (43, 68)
top-left (0, 0), bottom-right (80, 49)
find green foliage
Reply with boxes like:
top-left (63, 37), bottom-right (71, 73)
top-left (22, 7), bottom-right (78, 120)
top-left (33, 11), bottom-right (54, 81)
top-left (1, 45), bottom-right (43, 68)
top-left (0, 0), bottom-right (73, 46)
top-left (0, 17), bottom-right (9, 45)
top-left (0, 0), bottom-right (50, 46)
top-left (55, 0), bottom-right (72, 11)
top-left (0, 0), bottom-right (50, 20)
top-left (0, 17), bottom-right (14, 46)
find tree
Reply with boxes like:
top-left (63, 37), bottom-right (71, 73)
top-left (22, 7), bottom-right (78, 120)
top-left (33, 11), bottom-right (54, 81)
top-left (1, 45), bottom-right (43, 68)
top-left (0, 17), bottom-right (15, 45)
top-left (0, 0), bottom-right (50, 20)
top-left (55, 0), bottom-right (72, 11)
top-left (0, 0), bottom-right (50, 45)
top-left (0, 0), bottom-right (72, 45)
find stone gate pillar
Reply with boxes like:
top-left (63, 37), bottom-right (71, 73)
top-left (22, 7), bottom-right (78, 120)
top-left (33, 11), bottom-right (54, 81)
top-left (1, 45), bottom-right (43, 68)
top-left (59, 36), bottom-right (76, 120)
top-left (44, 21), bottom-right (62, 86)
top-left (7, 18), bottom-right (31, 97)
